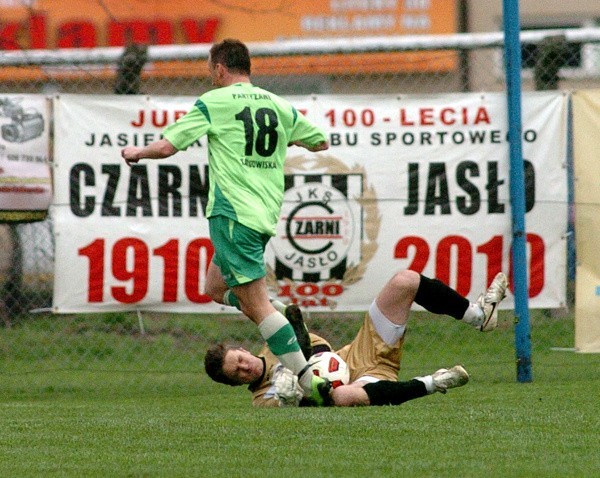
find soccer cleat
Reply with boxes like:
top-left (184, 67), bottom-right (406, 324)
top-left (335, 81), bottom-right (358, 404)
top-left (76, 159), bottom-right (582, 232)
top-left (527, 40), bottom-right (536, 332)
top-left (431, 365), bottom-right (470, 394)
top-left (310, 375), bottom-right (333, 406)
top-left (284, 304), bottom-right (313, 360)
top-left (298, 361), bottom-right (333, 406)
top-left (475, 272), bottom-right (508, 332)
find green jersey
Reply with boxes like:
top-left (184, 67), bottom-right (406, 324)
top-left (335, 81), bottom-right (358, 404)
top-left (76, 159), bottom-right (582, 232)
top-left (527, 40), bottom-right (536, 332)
top-left (163, 82), bottom-right (327, 236)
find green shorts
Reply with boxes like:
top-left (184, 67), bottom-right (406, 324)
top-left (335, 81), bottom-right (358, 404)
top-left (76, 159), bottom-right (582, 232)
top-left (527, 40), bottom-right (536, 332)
top-left (209, 215), bottom-right (271, 288)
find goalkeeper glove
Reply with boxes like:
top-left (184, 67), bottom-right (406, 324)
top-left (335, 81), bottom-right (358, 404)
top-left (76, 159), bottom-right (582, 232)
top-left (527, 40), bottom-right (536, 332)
top-left (272, 365), bottom-right (303, 407)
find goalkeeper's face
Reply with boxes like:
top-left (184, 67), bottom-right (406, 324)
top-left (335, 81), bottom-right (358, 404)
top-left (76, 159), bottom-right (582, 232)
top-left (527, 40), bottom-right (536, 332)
top-left (222, 348), bottom-right (264, 385)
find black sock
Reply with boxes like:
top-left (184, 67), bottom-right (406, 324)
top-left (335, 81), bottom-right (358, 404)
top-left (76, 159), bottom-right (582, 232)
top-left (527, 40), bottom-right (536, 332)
top-left (414, 275), bottom-right (469, 320)
top-left (363, 379), bottom-right (428, 406)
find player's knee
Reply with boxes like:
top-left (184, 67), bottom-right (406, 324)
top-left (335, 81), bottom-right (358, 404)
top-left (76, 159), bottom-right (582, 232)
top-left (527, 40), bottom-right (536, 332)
top-left (205, 288), bottom-right (221, 303)
top-left (205, 281), bottom-right (226, 304)
top-left (331, 385), bottom-right (369, 407)
top-left (331, 387), bottom-right (353, 406)
top-left (389, 269), bottom-right (420, 293)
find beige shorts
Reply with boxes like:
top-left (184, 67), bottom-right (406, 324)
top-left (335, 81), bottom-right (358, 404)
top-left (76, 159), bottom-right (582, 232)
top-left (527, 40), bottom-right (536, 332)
top-left (336, 302), bottom-right (405, 383)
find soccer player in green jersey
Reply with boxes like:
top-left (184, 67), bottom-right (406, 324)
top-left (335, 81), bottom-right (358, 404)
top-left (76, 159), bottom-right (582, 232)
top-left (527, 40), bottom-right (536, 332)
top-left (121, 39), bottom-right (331, 405)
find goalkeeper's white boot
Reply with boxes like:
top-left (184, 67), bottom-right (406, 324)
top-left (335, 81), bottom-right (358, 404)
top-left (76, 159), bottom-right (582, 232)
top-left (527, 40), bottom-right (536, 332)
top-left (473, 272), bottom-right (508, 332)
top-left (431, 365), bottom-right (469, 394)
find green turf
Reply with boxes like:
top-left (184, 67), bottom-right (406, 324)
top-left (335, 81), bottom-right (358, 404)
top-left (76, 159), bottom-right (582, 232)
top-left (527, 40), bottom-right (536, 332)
top-left (1, 311), bottom-right (599, 477)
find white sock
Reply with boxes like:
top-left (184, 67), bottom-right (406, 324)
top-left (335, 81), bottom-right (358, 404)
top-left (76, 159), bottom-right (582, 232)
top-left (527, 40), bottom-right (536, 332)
top-left (415, 375), bottom-right (436, 394)
top-left (269, 298), bottom-right (287, 315)
top-left (462, 302), bottom-right (484, 326)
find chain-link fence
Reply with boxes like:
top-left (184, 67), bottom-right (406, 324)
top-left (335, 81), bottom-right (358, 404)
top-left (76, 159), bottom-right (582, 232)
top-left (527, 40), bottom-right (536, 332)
top-left (1, 29), bottom-right (595, 393)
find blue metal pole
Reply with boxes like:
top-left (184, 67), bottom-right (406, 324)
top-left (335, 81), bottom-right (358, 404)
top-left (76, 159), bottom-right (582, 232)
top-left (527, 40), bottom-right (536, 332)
top-left (502, 0), bottom-right (533, 382)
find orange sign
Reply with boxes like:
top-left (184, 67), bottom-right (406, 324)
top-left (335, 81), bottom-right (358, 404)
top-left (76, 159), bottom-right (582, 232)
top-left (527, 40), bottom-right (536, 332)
top-left (1, 0), bottom-right (458, 78)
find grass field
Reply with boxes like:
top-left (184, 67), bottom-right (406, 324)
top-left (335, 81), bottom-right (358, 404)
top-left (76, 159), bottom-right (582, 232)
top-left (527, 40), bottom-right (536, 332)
top-left (1, 310), bottom-right (599, 477)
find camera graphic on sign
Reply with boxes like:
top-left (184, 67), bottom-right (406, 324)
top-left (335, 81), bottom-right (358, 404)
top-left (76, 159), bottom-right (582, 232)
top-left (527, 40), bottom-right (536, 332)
top-left (0, 97), bottom-right (45, 143)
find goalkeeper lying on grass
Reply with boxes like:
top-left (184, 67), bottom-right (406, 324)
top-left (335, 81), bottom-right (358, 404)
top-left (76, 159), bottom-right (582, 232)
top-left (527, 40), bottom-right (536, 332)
top-left (204, 269), bottom-right (508, 407)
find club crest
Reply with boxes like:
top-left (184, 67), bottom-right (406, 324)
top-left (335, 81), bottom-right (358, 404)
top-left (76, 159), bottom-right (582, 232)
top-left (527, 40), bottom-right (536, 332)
top-left (266, 155), bottom-right (379, 308)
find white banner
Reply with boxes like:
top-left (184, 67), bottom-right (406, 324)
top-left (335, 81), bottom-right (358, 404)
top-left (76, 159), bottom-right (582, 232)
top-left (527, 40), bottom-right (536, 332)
top-left (573, 89), bottom-right (600, 352)
top-left (52, 92), bottom-right (568, 313)
top-left (0, 95), bottom-right (51, 223)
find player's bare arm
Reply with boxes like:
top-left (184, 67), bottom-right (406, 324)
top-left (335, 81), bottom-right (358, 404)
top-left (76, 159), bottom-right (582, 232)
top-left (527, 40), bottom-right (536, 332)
top-left (289, 140), bottom-right (330, 152)
top-left (121, 138), bottom-right (178, 166)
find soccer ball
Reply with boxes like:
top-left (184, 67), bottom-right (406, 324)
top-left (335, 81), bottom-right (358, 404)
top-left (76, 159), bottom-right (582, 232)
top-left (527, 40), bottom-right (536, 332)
top-left (307, 351), bottom-right (350, 388)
